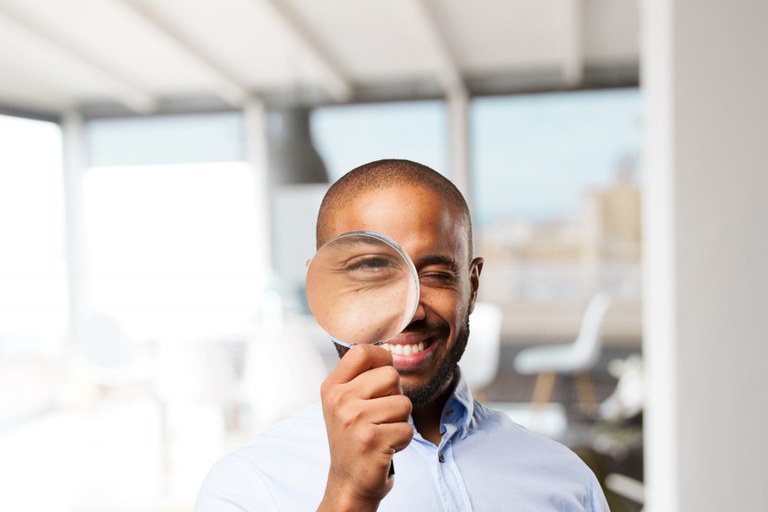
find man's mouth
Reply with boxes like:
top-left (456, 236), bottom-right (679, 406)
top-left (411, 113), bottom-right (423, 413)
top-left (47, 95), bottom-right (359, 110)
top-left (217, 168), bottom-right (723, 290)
top-left (380, 340), bottom-right (430, 356)
top-left (378, 320), bottom-right (449, 368)
top-left (379, 332), bottom-right (438, 369)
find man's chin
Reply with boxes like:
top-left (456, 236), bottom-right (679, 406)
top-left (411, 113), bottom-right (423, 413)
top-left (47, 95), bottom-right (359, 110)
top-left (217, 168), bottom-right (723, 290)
top-left (402, 366), bottom-right (459, 409)
top-left (402, 319), bottom-right (469, 408)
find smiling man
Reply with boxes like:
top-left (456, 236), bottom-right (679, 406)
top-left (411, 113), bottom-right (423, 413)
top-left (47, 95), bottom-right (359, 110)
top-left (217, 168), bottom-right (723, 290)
top-left (196, 159), bottom-right (608, 511)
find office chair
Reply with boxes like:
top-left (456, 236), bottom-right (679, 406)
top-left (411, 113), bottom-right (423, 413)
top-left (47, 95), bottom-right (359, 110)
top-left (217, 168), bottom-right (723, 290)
top-left (513, 293), bottom-right (612, 412)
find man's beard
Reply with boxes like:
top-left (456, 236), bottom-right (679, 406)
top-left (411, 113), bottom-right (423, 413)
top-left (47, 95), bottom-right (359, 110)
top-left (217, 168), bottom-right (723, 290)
top-left (333, 313), bottom-right (471, 409)
top-left (404, 315), bottom-right (469, 408)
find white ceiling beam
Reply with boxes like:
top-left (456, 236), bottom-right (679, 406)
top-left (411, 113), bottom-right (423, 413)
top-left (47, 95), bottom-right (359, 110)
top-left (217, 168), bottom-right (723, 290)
top-left (117, 0), bottom-right (251, 108)
top-left (0, 6), bottom-right (155, 113)
top-left (408, 0), bottom-right (465, 95)
top-left (562, 0), bottom-right (585, 86)
top-left (259, 0), bottom-right (352, 102)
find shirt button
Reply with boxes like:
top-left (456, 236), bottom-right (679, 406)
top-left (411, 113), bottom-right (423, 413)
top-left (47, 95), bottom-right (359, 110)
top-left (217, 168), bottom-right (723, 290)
top-left (438, 453), bottom-right (445, 463)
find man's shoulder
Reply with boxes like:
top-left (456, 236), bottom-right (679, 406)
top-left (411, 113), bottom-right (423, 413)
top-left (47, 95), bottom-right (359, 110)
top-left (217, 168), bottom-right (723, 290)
top-left (466, 403), bottom-right (608, 510)
top-left (195, 402), bottom-right (329, 511)
top-left (228, 401), bottom-right (326, 462)
top-left (252, 402), bottom-right (325, 440)
top-left (472, 402), bottom-right (595, 473)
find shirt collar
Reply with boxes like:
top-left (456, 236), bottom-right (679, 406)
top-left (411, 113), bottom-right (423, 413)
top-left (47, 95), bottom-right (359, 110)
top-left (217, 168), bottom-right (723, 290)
top-left (439, 371), bottom-right (476, 441)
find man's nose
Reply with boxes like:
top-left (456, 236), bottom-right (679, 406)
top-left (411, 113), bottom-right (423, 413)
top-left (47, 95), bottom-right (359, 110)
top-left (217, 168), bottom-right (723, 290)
top-left (411, 299), bottom-right (427, 322)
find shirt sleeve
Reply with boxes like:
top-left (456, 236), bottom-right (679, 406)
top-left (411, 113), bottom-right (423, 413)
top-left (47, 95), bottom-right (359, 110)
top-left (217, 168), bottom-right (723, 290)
top-left (585, 472), bottom-right (611, 512)
top-left (194, 455), bottom-right (276, 512)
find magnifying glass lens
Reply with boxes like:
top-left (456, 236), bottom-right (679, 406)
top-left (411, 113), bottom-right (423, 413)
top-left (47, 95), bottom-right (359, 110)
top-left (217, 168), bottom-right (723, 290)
top-left (306, 232), bottom-right (419, 347)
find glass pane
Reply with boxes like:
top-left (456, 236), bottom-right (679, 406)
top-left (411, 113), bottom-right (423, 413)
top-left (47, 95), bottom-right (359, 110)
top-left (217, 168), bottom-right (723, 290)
top-left (83, 162), bottom-right (265, 341)
top-left (0, 115), bottom-right (67, 350)
top-left (472, 88), bottom-right (643, 302)
top-left (86, 113), bottom-right (243, 166)
top-left (312, 101), bottom-right (448, 181)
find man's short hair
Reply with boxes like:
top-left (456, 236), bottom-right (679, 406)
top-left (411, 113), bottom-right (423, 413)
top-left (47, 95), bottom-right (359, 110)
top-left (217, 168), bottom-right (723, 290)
top-left (316, 159), bottom-right (473, 257)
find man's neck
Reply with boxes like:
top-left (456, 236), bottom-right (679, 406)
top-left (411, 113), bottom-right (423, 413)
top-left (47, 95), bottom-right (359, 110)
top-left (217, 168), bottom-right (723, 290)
top-left (410, 375), bottom-right (459, 446)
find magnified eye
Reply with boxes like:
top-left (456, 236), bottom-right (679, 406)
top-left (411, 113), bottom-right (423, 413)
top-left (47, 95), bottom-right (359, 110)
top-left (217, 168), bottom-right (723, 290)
top-left (306, 231), bottom-right (420, 347)
top-left (343, 255), bottom-right (402, 281)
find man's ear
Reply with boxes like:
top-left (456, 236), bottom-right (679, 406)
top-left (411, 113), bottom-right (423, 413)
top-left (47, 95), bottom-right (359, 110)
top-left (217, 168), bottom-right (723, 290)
top-left (468, 257), bottom-right (484, 315)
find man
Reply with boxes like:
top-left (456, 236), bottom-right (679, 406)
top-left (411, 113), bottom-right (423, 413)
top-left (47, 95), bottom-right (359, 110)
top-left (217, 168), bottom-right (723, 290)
top-left (196, 159), bottom-right (608, 511)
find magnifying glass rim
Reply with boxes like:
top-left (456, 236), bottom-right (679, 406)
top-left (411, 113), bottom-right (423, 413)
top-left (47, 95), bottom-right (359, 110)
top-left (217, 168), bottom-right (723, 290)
top-left (307, 230), bottom-right (420, 348)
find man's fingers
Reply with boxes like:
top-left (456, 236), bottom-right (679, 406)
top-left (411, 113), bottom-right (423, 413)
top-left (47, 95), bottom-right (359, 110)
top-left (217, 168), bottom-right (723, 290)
top-left (323, 385), bottom-right (410, 430)
top-left (373, 421), bottom-right (414, 454)
top-left (364, 394), bottom-right (412, 425)
top-left (349, 420), bottom-right (414, 461)
top-left (324, 344), bottom-right (393, 385)
top-left (350, 365), bottom-right (403, 399)
top-left (321, 365), bottom-right (403, 417)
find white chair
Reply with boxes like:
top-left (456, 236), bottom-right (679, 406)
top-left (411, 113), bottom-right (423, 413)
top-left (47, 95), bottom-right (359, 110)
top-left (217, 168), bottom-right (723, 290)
top-left (513, 293), bottom-right (612, 410)
top-left (460, 301), bottom-right (503, 400)
top-left (72, 312), bottom-right (155, 395)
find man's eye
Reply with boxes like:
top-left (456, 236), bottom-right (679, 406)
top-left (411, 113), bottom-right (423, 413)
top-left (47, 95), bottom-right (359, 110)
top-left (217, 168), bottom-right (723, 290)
top-left (346, 257), bottom-right (397, 271)
top-left (419, 272), bottom-right (457, 284)
top-left (342, 256), bottom-right (402, 281)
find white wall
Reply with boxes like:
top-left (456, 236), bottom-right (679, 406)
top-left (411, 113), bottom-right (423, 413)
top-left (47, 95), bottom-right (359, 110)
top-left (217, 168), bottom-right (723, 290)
top-left (643, 1), bottom-right (768, 510)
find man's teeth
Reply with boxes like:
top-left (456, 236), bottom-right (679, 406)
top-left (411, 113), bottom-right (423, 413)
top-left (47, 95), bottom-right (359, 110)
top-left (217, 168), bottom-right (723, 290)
top-left (382, 342), bottom-right (426, 355)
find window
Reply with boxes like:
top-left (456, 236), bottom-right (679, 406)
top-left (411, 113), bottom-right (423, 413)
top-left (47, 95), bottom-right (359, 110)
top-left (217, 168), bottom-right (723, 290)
top-left (312, 101), bottom-right (448, 180)
top-left (83, 113), bottom-right (266, 340)
top-left (471, 88), bottom-right (643, 346)
top-left (472, 88), bottom-right (642, 301)
top-left (0, 115), bottom-right (66, 352)
top-left (83, 162), bottom-right (265, 341)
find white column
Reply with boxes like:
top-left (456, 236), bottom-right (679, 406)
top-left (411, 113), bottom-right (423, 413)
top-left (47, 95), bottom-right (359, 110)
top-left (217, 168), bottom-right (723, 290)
top-left (642, 1), bottom-right (768, 511)
top-left (562, 0), bottom-right (584, 86)
top-left (61, 110), bottom-right (88, 345)
top-left (447, 86), bottom-right (471, 208)
top-left (243, 97), bottom-right (272, 275)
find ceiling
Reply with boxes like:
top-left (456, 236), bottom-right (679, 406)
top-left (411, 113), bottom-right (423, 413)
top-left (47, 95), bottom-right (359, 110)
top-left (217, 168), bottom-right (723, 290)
top-left (0, 0), bottom-right (639, 119)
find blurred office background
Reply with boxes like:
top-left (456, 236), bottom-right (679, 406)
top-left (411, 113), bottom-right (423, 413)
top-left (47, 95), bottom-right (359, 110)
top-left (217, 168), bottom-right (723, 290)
top-left (0, 1), bottom-right (765, 511)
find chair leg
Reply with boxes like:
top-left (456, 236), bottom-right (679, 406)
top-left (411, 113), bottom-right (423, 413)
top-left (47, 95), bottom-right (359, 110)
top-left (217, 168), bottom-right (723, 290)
top-left (529, 372), bottom-right (556, 433)
top-left (532, 372), bottom-right (556, 406)
top-left (574, 372), bottom-right (597, 416)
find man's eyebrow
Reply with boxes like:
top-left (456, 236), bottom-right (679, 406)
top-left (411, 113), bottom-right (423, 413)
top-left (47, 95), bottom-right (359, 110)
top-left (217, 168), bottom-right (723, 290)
top-left (416, 255), bottom-right (461, 272)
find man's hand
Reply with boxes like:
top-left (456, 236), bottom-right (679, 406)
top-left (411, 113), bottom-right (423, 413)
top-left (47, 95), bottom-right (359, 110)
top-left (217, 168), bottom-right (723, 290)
top-left (318, 344), bottom-right (413, 512)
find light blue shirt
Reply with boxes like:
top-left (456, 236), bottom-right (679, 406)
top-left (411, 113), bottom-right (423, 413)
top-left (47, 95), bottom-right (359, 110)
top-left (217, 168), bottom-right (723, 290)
top-left (196, 376), bottom-right (608, 511)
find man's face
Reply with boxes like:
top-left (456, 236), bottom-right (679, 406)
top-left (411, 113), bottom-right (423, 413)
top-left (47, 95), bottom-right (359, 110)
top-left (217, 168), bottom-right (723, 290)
top-left (323, 185), bottom-right (483, 407)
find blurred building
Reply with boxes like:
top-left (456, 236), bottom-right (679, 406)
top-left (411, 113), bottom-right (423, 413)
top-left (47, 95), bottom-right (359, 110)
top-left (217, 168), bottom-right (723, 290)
top-left (580, 158), bottom-right (642, 262)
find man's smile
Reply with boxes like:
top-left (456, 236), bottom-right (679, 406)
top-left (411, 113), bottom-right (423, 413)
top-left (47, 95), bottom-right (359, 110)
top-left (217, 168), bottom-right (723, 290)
top-left (380, 330), bottom-right (441, 369)
top-left (381, 340), bottom-right (429, 356)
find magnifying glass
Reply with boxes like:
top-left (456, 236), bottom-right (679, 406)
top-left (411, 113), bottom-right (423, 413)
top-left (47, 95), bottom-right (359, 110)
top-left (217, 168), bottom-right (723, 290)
top-left (306, 231), bottom-right (418, 478)
top-left (306, 231), bottom-right (420, 348)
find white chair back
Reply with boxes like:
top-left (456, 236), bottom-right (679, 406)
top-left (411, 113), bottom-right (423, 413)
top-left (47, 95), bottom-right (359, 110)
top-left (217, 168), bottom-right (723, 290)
top-left (461, 302), bottom-right (503, 392)
top-left (572, 293), bottom-right (613, 369)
